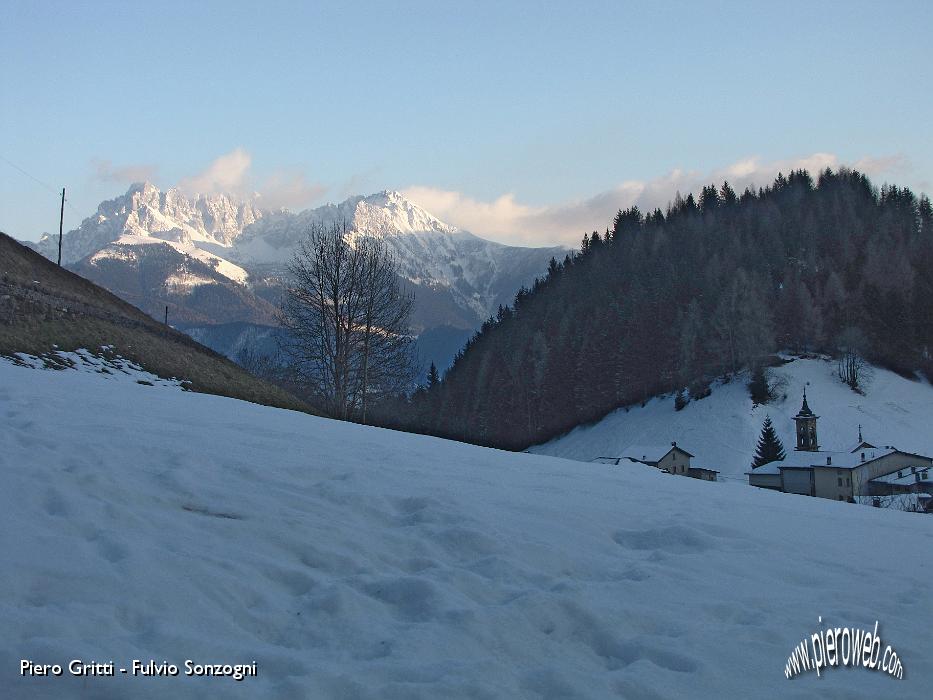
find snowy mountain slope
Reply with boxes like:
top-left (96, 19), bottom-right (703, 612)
top-left (27, 185), bottom-right (563, 330)
top-left (70, 243), bottom-right (279, 326)
top-left (2, 358), bottom-right (931, 699)
top-left (233, 189), bottom-right (465, 261)
top-left (235, 189), bottom-right (565, 323)
top-left (530, 357), bottom-right (933, 480)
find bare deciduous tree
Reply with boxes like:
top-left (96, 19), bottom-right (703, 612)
top-left (279, 220), bottom-right (415, 421)
top-left (836, 326), bottom-right (871, 392)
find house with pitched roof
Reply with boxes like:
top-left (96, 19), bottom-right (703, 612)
top-left (594, 442), bottom-right (719, 480)
top-left (621, 442), bottom-right (694, 476)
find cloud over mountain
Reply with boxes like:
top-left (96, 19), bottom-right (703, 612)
top-left (173, 148), bottom-right (327, 211)
top-left (91, 158), bottom-right (160, 184)
top-left (404, 152), bottom-right (908, 247)
top-left (177, 148), bottom-right (253, 197)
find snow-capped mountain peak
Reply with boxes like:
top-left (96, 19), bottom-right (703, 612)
top-left (34, 182), bottom-right (262, 270)
top-left (351, 190), bottom-right (458, 238)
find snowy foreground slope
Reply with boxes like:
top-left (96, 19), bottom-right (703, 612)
top-left (531, 357), bottom-right (933, 480)
top-left (1, 359), bottom-right (931, 699)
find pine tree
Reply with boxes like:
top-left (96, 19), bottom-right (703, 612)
top-left (751, 416), bottom-right (786, 468)
top-left (700, 184), bottom-right (720, 213)
top-left (719, 180), bottom-right (737, 206)
top-left (427, 362), bottom-right (440, 388)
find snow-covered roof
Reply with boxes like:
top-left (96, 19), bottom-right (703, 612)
top-left (689, 466), bottom-right (720, 474)
top-left (773, 449), bottom-right (892, 472)
top-left (748, 462), bottom-right (784, 475)
top-left (746, 447), bottom-right (933, 475)
top-left (621, 444), bottom-right (689, 463)
top-left (590, 457), bottom-right (656, 469)
top-left (622, 445), bottom-right (668, 462)
top-left (869, 466), bottom-right (931, 485)
top-left (848, 440), bottom-right (877, 453)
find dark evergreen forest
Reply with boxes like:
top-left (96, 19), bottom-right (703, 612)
top-left (379, 169), bottom-right (933, 451)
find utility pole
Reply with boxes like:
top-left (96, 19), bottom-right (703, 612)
top-left (164, 305), bottom-right (169, 326)
top-left (57, 187), bottom-right (65, 266)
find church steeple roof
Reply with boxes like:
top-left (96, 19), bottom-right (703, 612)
top-left (793, 387), bottom-right (819, 450)
top-left (794, 387), bottom-right (817, 419)
top-left (850, 423), bottom-right (876, 452)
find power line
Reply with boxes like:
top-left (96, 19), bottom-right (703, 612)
top-left (0, 153), bottom-right (83, 217)
top-left (0, 154), bottom-right (58, 193)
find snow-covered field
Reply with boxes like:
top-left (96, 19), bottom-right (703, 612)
top-left (531, 357), bottom-right (933, 481)
top-left (1, 357), bottom-right (931, 699)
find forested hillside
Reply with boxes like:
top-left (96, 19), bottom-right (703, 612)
top-left (388, 169), bottom-right (933, 450)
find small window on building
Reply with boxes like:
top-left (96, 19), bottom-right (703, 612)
top-left (837, 477), bottom-right (842, 487)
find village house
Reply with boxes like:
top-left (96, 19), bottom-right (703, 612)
top-left (622, 443), bottom-right (693, 475)
top-left (747, 390), bottom-right (933, 503)
top-left (594, 443), bottom-right (719, 481)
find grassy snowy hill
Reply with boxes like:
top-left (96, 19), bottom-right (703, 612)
top-left (2, 358), bottom-right (931, 699)
top-left (530, 357), bottom-right (933, 480)
top-left (0, 232), bottom-right (309, 413)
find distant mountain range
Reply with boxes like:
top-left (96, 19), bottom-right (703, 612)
top-left (25, 184), bottom-right (564, 369)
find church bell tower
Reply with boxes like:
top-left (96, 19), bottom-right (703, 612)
top-left (794, 387), bottom-right (819, 451)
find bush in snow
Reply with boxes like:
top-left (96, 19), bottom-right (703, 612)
top-left (748, 365), bottom-right (771, 405)
top-left (689, 379), bottom-right (712, 401)
top-left (674, 388), bottom-right (688, 411)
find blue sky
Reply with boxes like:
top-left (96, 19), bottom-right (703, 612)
top-left (2, 0), bottom-right (931, 245)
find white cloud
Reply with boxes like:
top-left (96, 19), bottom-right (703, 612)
top-left (176, 148), bottom-right (326, 209)
top-left (400, 187), bottom-right (540, 245)
top-left (91, 158), bottom-right (159, 184)
top-left (177, 148), bottom-right (253, 196)
top-left (852, 154), bottom-right (910, 178)
top-left (404, 152), bottom-right (907, 247)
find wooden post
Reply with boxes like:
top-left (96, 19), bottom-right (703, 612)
top-left (164, 305), bottom-right (168, 325)
top-left (57, 187), bottom-right (65, 266)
